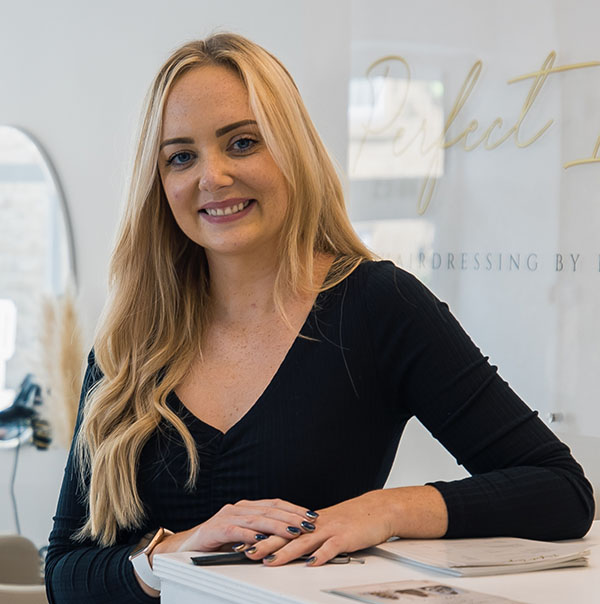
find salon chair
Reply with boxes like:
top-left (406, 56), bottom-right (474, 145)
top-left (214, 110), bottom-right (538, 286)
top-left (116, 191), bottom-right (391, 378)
top-left (0, 534), bottom-right (47, 604)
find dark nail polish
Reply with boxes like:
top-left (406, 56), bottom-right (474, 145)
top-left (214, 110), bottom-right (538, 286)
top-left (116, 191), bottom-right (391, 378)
top-left (245, 546), bottom-right (257, 555)
top-left (232, 542), bottom-right (246, 552)
top-left (305, 510), bottom-right (319, 519)
top-left (263, 554), bottom-right (276, 562)
top-left (305, 555), bottom-right (316, 565)
top-left (300, 521), bottom-right (315, 532)
top-left (286, 526), bottom-right (301, 536)
top-left (254, 533), bottom-right (268, 540)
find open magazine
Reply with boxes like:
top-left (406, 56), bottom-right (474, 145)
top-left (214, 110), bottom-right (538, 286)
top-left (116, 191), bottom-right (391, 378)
top-left (326, 580), bottom-right (526, 603)
top-left (371, 537), bottom-right (590, 576)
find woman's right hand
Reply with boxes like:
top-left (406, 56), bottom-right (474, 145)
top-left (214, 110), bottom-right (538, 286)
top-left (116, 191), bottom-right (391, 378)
top-left (150, 498), bottom-right (317, 563)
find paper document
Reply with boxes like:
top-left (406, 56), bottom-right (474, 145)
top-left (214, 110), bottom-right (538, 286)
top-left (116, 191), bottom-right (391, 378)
top-left (372, 537), bottom-right (590, 576)
top-left (326, 579), bottom-right (526, 603)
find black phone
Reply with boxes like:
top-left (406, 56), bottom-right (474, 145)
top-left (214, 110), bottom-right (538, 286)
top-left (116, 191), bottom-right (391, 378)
top-left (191, 551), bottom-right (259, 566)
top-left (191, 551), bottom-right (357, 566)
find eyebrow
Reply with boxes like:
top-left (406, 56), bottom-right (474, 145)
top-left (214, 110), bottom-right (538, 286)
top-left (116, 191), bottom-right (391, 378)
top-left (159, 137), bottom-right (193, 151)
top-left (159, 120), bottom-right (258, 151)
top-left (215, 119), bottom-right (258, 137)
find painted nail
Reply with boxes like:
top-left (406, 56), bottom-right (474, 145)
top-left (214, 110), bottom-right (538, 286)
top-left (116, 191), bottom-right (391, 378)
top-left (232, 542), bottom-right (246, 552)
top-left (300, 521), bottom-right (316, 532)
top-left (254, 533), bottom-right (268, 540)
top-left (245, 546), bottom-right (257, 555)
top-left (263, 554), bottom-right (276, 562)
top-left (305, 556), bottom-right (317, 565)
top-left (286, 526), bottom-right (302, 536)
top-left (305, 510), bottom-right (319, 519)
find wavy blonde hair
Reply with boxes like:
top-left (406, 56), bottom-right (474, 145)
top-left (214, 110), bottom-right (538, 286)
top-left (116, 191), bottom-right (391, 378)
top-left (75, 32), bottom-right (373, 546)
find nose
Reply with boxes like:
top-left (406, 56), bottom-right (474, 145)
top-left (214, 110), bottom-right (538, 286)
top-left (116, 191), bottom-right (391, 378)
top-left (198, 152), bottom-right (234, 192)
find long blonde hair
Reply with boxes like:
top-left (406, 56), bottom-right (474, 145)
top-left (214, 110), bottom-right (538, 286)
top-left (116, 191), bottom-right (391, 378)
top-left (75, 32), bottom-right (373, 546)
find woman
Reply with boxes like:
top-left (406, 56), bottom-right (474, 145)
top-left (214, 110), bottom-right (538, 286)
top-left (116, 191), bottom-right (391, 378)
top-left (45, 33), bottom-right (594, 603)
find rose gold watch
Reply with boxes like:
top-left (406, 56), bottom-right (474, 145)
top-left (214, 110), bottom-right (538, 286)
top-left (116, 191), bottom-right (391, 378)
top-left (129, 527), bottom-right (174, 591)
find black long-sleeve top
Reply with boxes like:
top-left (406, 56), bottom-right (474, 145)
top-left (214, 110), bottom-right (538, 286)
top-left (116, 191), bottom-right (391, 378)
top-left (45, 261), bottom-right (595, 603)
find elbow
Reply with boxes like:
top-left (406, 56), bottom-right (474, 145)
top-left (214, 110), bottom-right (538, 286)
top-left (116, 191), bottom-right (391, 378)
top-left (43, 551), bottom-right (58, 604)
top-left (570, 480), bottom-right (595, 539)
top-left (550, 464), bottom-right (596, 539)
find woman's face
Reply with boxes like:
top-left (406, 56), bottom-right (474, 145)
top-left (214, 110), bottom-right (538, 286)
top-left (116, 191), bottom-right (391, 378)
top-left (158, 65), bottom-right (288, 262)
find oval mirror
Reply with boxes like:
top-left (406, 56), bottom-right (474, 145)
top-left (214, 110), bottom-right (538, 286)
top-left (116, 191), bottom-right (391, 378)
top-left (0, 126), bottom-right (76, 447)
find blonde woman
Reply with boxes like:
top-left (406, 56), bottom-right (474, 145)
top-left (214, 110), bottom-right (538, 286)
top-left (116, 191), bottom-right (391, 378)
top-left (45, 33), bottom-right (594, 603)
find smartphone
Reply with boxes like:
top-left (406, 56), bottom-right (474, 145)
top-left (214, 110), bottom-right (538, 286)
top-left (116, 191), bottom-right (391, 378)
top-left (191, 551), bottom-right (259, 566)
top-left (190, 551), bottom-right (356, 566)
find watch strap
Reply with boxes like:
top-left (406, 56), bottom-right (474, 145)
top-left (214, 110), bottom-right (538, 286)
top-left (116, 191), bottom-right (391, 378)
top-left (129, 527), bottom-right (173, 591)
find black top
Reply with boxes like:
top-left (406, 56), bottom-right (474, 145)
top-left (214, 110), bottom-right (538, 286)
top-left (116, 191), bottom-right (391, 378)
top-left (45, 261), bottom-right (595, 603)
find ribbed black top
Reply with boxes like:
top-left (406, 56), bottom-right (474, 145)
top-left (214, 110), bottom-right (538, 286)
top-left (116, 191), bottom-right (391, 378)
top-left (45, 261), bottom-right (594, 603)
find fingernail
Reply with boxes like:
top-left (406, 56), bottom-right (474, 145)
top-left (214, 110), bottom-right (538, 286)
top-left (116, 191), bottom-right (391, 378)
top-left (300, 521), bottom-right (315, 532)
top-left (254, 533), bottom-right (268, 541)
top-left (245, 546), bottom-right (257, 555)
top-left (263, 554), bottom-right (276, 562)
top-left (305, 555), bottom-right (316, 565)
top-left (286, 526), bottom-right (301, 536)
top-left (305, 510), bottom-right (319, 519)
top-left (232, 542), bottom-right (246, 552)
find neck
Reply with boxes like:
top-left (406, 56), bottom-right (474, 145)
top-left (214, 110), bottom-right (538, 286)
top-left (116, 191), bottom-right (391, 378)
top-left (205, 251), bottom-right (333, 325)
top-left (206, 252), bottom-right (282, 323)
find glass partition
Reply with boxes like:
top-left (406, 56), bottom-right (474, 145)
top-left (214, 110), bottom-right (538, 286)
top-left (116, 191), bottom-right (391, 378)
top-left (349, 0), bottom-right (600, 438)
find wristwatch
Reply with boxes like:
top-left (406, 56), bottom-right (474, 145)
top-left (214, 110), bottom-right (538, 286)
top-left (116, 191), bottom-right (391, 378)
top-left (129, 527), bottom-right (174, 591)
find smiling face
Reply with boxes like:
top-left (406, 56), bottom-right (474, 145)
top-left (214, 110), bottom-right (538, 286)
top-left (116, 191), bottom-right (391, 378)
top-left (158, 64), bottom-right (289, 262)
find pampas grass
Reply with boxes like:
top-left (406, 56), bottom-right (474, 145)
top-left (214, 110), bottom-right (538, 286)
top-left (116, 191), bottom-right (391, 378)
top-left (38, 283), bottom-right (84, 448)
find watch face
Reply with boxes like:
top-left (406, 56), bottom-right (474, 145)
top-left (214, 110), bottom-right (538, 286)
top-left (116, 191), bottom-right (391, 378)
top-left (129, 527), bottom-right (172, 563)
top-left (129, 545), bottom-right (146, 559)
top-left (129, 530), bottom-right (157, 560)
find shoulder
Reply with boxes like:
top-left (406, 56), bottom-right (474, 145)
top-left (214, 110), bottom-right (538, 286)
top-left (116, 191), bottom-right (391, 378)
top-left (346, 261), bottom-right (464, 350)
top-left (83, 348), bottom-right (104, 388)
top-left (348, 260), bottom-right (441, 313)
top-left (87, 348), bottom-right (96, 366)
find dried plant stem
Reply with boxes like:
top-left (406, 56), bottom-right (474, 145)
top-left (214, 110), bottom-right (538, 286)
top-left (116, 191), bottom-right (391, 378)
top-left (40, 285), bottom-right (84, 448)
top-left (59, 284), bottom-right (84, 442)
top-left (40, 296), bottom-right (59, 436)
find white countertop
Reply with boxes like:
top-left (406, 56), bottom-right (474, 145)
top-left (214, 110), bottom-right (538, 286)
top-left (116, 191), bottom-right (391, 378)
top-left (154, 521), bottom-right (600, 604)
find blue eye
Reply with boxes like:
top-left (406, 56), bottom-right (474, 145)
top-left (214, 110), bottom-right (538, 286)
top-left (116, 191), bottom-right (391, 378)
top-left (231, 137), bottom-right (257, 153)
top-left (166, 151), bottom-right (194, 166)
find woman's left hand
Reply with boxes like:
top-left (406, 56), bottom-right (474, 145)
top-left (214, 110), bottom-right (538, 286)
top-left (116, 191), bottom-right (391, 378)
top-left (243, 486), bottom-right (448, 566)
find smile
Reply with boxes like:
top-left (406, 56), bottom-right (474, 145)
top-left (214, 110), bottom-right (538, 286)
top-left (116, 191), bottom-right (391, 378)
top-left (202, 199), bottom-right (252, 217)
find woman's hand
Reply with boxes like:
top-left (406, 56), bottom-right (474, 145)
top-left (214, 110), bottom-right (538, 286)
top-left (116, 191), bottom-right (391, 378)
top-left (136, 498), bottom-right (316, 596)
top-left (150, 498), bottom-right (317, 563)
top-left (243, 486), bottom-right (448, 566)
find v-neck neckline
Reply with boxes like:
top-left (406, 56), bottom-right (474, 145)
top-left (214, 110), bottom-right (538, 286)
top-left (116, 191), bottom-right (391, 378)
top-left (168, 264), bottom-right (341, 439)
top-left (168, 294), bottom-right (322, 439)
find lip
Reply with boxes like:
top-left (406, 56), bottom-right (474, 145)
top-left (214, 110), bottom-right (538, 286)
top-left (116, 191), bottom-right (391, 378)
top-left (199, 198), bottom-right (256, 224)
top-left (200, 197), bottom-right (251, 211)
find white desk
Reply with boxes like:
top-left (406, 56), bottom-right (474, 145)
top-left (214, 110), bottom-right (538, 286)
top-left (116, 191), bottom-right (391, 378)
top-left (154, 521), bottom-right (599, 604)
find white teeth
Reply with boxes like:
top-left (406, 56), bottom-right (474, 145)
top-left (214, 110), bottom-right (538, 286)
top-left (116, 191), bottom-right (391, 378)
top-left (205, 200), bottom-right (251, 217)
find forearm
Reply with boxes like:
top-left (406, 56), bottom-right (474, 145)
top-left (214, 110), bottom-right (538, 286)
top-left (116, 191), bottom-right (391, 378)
top-left (380, 485), bottom-right (448, 539)
top-left (431, 465), bottom-right (595, 540)
top-left (240, 486), bottom-right (449, 566)
top-left (134, 572), bottom-right (160, 599)
top-left (46, 544), bottom-right (157, 604)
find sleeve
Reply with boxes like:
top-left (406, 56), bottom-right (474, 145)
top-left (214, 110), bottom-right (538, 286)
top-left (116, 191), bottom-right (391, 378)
top-left (364, 261), bottom-right (595, 540)
top-left (45, 350), bottom-right (158, 604)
